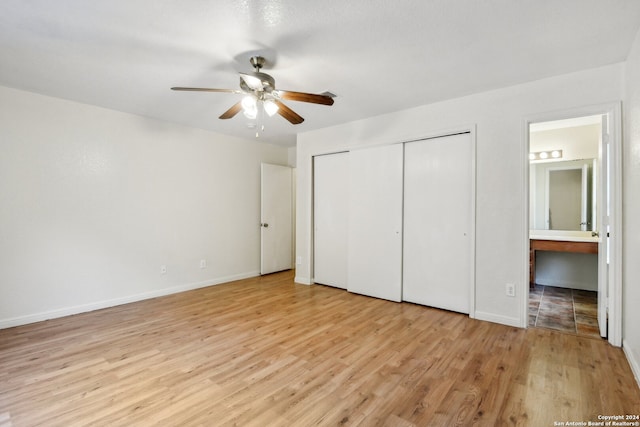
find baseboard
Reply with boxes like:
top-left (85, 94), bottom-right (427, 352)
top-left (294, 276), bottom-right (312, 285)
top-left (474, 311), bottom-right (523, 328)
top-left (534, 279), bottom-right (598, 292)
top-left (0, 271), bottom-right (260, 330)
top-left (623, 340), bottom-right (640, 390)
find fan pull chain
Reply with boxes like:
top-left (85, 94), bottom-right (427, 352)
top-left (255, 101), bottom-right (265, 138)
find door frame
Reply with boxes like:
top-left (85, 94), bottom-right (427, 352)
top-left (522, 102), bottom-right (622, 346)
top-left (308, 125), bottom-right (477, 318)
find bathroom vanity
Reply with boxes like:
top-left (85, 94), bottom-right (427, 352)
top-left (529, 231), bottom-right (599, 287)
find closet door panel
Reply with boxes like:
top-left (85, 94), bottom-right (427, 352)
top-left (348, 144), bottom-right (403, 302)
top-left (403, 133), bottom-right (472, 313)
top-left (313, 152), bottom-right (349, 289)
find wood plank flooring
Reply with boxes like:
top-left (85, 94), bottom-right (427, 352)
top-left (1, 270), bottom-right (639, 426)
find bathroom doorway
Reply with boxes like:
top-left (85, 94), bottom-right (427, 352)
top-left (526, 106), bottom-right (620, 344)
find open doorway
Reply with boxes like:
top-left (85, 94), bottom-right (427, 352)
top-left (527, 114), bottom-right (607, 339)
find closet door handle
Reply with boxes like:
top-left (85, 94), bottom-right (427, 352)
top-left (261, 223), bottom-right (269, 228)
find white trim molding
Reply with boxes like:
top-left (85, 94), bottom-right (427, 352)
top-left (522, 101), bottom-right (623, 346)
top-left (294, 276), bottom-right (312, 285)
top-left (623, 340), bottom-right (640, 390)
top-left (474, 311), bottom-right (521, 328)
top-left (0, 271), bottom-right (260, 330)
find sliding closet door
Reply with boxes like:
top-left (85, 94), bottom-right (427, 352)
top-left (348, 144), bottom-right (403, 302)
top-left (403, 133), bottom-right (473, 313)
top-left (313, 152), bottom-right (349, 289)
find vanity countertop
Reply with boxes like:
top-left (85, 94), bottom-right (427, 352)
top-left (529, 230), bottom-right (600, 243)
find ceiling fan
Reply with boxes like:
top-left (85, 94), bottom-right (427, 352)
top-left (171, 56), bottom-right (334, 125)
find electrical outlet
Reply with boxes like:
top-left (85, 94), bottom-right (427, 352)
top-left (505, 283), bottom-right (515, 297)
top-left (296, 256), bottom-right (302, 265)
top-left (160, 265), bottom-right (167, 275)
top-left (200, 259), bottom-right (207, 269)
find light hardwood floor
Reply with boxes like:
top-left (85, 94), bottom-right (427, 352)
top-left (1, 270), bottom-right (639, 426)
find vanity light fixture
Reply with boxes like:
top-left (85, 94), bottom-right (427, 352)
top-left (530, 149), bottom-right (563, 161)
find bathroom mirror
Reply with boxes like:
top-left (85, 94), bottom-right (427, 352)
top-left (530, 158), bottom-right (597, 232)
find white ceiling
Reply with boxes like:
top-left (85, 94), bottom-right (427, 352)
top-left (1, 1), bottom-right (640, 147)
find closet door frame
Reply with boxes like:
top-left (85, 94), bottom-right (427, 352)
top-left (306, 125), bottom-right (476, 318)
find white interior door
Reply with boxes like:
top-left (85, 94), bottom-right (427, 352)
top-left (261, 163), bottom-right (293, 275)
top-left (403, 133), bottom-right (473, 314)
top-left (597, 115), bottom-right (609, 337)
top-left (313, 153), bottom-right (349, 289)
top-left (347, 144), bottom-right (403, 302)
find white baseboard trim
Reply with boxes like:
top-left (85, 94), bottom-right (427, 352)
top-left (0, 271), bottom-right (260, 330)
top-left (474, 311), bottom-right (523, 328)
top-left (294, 276), bottom-right (311, 285)
top-left (534, 279), bottom-right (598, 292)
top-left (623, 340), bottom-right (640, 390)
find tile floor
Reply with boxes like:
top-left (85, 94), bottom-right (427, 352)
top-left (529, 285), bottom-right (601, 338)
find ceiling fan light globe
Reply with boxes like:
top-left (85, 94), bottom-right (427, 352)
top-left (241, 95), bottom-right (257, 111)
top-left (264, 100), bottom-right (279, 117)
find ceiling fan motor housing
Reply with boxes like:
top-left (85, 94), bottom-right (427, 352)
top-left (239, 72), bottom-right (276, 94)
top-left (249, 56), bottom-right (266, 71)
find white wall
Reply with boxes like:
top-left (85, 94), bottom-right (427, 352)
top-left (623, 27), bottom-right (640, 385)
top-left (534, 252), bottom-right (598, 291)
top-left (296, 64), bottom-right (623, 327)
top-left (530, 123), bottom-right (600, 160)
top-left (0, 85), bottom-right (288, 328)
top-left (288, 146), bottom-right (297, 168)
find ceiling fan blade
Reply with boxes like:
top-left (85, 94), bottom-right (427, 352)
top-left (277, 90), bottom-right (334, 106)
top-left (219, 101), bottom-right (243, 120)
top-left (171, 87), bottom-right (242, 93)
top-left (274, 100), bottom-right (304, 125)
